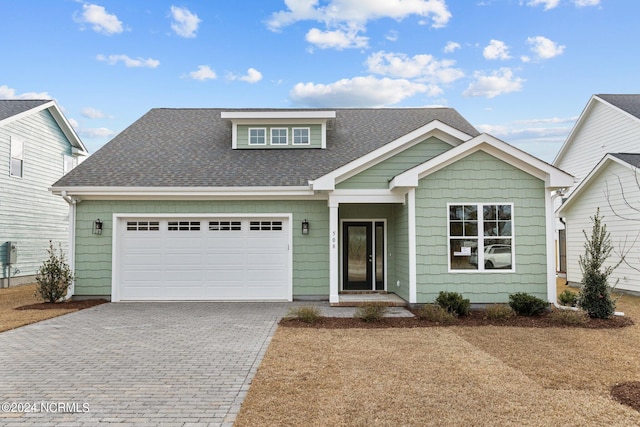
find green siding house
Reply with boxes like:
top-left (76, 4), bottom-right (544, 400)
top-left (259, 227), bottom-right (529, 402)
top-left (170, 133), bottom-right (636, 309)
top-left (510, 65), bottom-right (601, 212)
top-left (1, 100), bottom-right (88, 287)
top-left (51, 108), bottom-right (572, 305)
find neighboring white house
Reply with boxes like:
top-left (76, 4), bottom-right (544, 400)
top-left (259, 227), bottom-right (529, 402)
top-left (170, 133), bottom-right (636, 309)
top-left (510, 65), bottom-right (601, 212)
top-left (554, 94), bottom-right (640, 292)
top-left (0, 100), bottom-right (88, 287)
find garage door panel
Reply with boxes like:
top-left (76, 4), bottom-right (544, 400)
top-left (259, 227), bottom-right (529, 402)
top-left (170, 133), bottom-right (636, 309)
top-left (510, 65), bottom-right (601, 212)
top-left (118, 217), bottom-right (290, 301)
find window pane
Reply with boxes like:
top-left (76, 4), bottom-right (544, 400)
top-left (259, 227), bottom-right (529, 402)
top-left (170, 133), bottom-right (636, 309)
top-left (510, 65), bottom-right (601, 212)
top-left (450, 222), bottom-right (463, 236)
top-left (484, 221), bottom-right (498, 236)
top-left (498, 221), bottom-right (512, 236)
top-left (464, 222), bottom-right (478, 236)
top-left (293, 128), bottom-right (309, 144)
top-left (498, 205), bottom-right (511, 220)
top-left (483, 239), bottom-right (511, 270)
top-left (450, 239), bottom-right (478, 270)
top-left (449, 205), bottom-right (463, 220)
top-left (483, 205), bottom-right (496, 220)
top-left (464, 205), bottom-right (477, 220)
top-left (10, 158), bottom-right (23, 177)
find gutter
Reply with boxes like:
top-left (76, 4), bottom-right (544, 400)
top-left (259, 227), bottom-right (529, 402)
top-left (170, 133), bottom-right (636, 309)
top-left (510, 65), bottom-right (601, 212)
top-left (61, 191), bottom-right (78, 300)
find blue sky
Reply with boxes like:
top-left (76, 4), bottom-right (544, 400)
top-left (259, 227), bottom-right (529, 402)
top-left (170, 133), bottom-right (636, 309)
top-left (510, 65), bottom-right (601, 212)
top-left (1, 0), bottom-right (638, 162)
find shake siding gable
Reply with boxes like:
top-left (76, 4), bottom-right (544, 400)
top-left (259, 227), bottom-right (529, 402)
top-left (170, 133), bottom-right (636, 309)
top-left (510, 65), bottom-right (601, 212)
top-left (336, 137), bottom-right (452, 189)
top-left (0, 109), bottom-right (72, 280)
top-left (73, 200), bottom-right (330, 297)
top-left (414, 151), bottom-right (547, 303)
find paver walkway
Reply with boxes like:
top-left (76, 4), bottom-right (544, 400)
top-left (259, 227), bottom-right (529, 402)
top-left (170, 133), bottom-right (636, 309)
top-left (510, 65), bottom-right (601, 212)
top-left (0, 302), bottom-right (292, 426)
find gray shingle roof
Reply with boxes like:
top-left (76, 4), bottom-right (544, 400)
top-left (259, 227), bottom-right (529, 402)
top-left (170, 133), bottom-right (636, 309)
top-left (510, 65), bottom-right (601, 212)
top-left (611, 153), bottom-right (640, 167)
top-left (598, 94), bottom-right (640, 120)
top-left (53, 108), bottom-right (480, 188)
top-left (0, 100), bottom-right (51, 122)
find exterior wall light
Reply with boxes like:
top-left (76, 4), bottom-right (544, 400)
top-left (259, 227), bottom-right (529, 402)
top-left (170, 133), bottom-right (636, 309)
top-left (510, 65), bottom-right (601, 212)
top-left (93, 219), bottom-right (103, 235)
top-left (301, 219), bottom-right (309, 235)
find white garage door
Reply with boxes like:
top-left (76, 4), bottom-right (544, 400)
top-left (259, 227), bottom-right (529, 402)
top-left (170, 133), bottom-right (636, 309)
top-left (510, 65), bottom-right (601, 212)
top-left (115, 217), bottom-right (290, 301)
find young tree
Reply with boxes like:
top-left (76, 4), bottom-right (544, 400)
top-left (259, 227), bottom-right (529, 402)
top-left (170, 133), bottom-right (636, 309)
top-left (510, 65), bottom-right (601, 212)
top-left (577, 208), bottom-right (621, 318)
top-left (35, 241), bottom-right (74, 303)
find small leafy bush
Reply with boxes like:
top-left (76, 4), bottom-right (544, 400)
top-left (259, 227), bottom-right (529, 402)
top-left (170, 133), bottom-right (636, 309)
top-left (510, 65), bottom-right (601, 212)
top-left (354, 302), bottom-right (388, 323)
top-left (558, 289), bottom-right (578, 307)
top-left (549, 309), bottom-right (589, 326)
top-left (485, 304), bottom-right (514, 320)
top-left (35, 241), bottom-right (74, 303)
top-left (435, 291), bottom-right (470, 317)
top-left (508, 292), bottom-right (548, 316)
top-left (415, 304), bottom-right (457, 324)
top-left (286, 306), bottom-right (322, 324)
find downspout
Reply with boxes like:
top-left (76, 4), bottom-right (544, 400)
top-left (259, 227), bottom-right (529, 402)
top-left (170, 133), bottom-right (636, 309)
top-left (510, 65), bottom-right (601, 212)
top-left (61, 191), bottom-right (77, 300)
top-left (551, 190), bottom-right (624, 316)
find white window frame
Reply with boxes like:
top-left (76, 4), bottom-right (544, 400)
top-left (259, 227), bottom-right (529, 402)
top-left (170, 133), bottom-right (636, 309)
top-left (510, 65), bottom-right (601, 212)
top-left (270, 128), bottom-right (288, 145)
top-left (248, 128), bottom-right (266, 145)
top-left (447, 202), bottom-right (515, 273)
top-left (10, 137), bottom-right (24, 178)
top-left (292, 127), bottom-right (310, 145)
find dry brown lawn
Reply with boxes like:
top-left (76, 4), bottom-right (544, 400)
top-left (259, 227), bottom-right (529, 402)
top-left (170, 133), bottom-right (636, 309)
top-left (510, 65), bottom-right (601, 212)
top-left (236, 282), bottom-right (640, 426)
top-left (0, 284), bottom-right (101, 332)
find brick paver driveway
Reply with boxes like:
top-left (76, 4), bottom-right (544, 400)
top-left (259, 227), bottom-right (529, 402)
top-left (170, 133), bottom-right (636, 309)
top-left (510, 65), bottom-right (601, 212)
top-left (0, 302), bottom-right (291, 426)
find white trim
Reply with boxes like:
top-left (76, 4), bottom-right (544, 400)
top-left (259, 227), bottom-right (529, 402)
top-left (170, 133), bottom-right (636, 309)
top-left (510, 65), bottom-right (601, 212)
top-left (408, 189), bottom-right (417, 304)
top-left (321, 121), bottom-right (327, 149)
top-left (270, 127), bottom-right (289, 145)
top-left (221, 111), bottom-right (336, 119)
top-left (292, 127), bottom-right (310, 145)
top-left (111, 213), bottom-right (293, 302)
top-left (248, 127), bottom-right (266, 145)
top-left (231, 122), bottom-right (238, 149)
top-left (65, 197), bottom-right (77, 300)
top-left (329, 203), bottom-right (339, 304)
top-left (339, 219), bottom-right (388, 292)
top-left (391, 133), bottom-right (574, 190)
top-left (9, 136), bottom-right (24, 178)
top-left (546, 191), bottom-right (557, 302)
top-left (312, 120), bottom-right (473, 190)
top-left (446, 202), bottom-right (515, 273)
top-left (329, 189), bottom-right (406, 205)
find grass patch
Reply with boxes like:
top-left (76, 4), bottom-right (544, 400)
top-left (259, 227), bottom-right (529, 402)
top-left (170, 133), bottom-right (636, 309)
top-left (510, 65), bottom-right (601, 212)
top-left (285, 306), bottom-right (322, 324)
top-left (415, 304), bottom-right (457, 324)
top-left (485, 304), bottom-right (515, 320)
top-left (354, 303), bottom-right (388, 322)
top-left (549, 309), bottom-right (589, 326)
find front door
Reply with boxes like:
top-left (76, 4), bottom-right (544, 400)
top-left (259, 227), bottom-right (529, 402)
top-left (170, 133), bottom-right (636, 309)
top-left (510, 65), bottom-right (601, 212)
top-left (342, 221), bottom-right (385, 291)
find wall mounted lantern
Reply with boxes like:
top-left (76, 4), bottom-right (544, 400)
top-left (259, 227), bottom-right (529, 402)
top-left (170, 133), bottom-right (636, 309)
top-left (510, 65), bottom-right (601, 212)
top-left (301, 219), bottom-right (309, 235)
top-left (93, 219), bottom-right (103, 235)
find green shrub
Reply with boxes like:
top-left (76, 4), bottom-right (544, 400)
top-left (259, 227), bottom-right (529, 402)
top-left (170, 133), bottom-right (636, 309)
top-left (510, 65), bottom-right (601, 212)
top-left (435, 291), bottom-right (470, 317)
top-left (286, 306), bottom-right (322, 324)
top-left (485, 304), bottom-right (514, 320)
top-left (508, 292), bottom-right (548, 316)
top-left (549, 309), bottom-right (589, 326)
top-left (35, 241), bottom-right (74, 303)
top-left (354, 303), bottom-right (388, 323)
top-left (558, 289), bottom-right (578, 307)
top-left (415, 304), bottom-right (457, 324)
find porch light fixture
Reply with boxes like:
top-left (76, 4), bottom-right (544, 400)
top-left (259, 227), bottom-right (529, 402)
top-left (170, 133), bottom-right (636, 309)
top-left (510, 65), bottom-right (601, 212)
top-left (301, 219), bottom-right (309, 235)
top-left (93, 219), bottom-right (103, 235)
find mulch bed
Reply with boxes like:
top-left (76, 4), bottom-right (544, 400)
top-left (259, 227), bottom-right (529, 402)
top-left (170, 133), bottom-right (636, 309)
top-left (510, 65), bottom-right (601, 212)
top-left (611, 382), bottom-right (640, 412)
top-left (280, 309), bottom-right (634, 329)
top-left (15, 299), bottom-right (108, 311)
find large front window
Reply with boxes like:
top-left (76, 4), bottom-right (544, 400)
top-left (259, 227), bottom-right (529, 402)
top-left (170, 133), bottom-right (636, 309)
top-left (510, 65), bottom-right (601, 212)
top-left (448, 203), bottom-right (513, 271)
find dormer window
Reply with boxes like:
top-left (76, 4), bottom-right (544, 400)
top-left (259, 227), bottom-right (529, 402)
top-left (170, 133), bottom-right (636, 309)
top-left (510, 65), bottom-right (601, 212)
top-left (249, 128), bottom-right (266, 145)
top-left (293, 128), bottom-right (310, 145)
top-left (271, 128), bottom-right (288, 145)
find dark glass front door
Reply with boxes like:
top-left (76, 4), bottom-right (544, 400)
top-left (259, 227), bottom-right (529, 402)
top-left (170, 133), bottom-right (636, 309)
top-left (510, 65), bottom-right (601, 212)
top-left (343, 221), bottom-right (384, 291)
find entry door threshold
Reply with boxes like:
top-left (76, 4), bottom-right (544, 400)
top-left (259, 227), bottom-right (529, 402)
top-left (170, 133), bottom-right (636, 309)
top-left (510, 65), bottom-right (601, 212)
top-left (332, 292), bottom-right (407, 307)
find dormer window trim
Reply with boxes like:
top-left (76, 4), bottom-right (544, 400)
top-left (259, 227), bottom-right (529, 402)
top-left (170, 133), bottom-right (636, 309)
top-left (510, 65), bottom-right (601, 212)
top-left (270, 128), bottom-right (288, 145)
top-left (292, 127), bottom-right (310, 145)
top-left (249, 128), bottom-right (266, 145)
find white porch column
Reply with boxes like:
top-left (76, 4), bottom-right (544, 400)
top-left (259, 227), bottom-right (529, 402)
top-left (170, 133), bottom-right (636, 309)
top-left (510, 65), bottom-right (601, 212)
top-left (408, 188), bottom-right (417, 304)
top-left (546, 189), bottom-right (559, 303)
top-left (329, 200), bottom-right (340, 304)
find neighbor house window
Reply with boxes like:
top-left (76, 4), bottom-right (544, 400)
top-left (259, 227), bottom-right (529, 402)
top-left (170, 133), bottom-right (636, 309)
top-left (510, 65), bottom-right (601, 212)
top-left (10, 138), bottom-right (24, 178)
top-left (249, 128), bottom-right (266, 145)
top-left (448, 203), bottom-right (513, 271)
top-left (292, 127), bottom-right (310, 145)
top-left (270, 128), bottom-right (288, 145)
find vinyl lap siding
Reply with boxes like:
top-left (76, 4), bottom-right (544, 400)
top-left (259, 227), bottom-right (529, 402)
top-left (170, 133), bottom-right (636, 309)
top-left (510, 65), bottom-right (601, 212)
top-left (0, 109), bottom-right (71, 280)
top-left (73, 200), bottom-right (329, 297)
top-left (336, 137), bottom-right (452, 189)
top-left (563, 161), bottom-right (640, 292)
top-left (414, 151), bottom-right (547, 303)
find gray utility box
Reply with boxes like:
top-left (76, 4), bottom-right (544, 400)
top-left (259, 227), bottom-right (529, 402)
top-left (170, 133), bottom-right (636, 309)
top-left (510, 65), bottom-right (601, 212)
top-left (6, 242), bottom-right (17, 264)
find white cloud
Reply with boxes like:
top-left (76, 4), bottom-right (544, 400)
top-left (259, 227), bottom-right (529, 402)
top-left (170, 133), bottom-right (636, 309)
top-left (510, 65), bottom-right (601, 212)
top-left (97, 54), bottom-right (160, 68)
top-left (77, 127), bottom-right (116, 139)
top-left (81, 107), bottom-right (111, 119)
top-left (170, 6), bottom-right (201, 38)
top-left (443, 41), bottom-right (461, 53)
top-left (385, 30), bottom-right (399, 42)
top-left (573, 0), bottom-right (600, 6)
top-left (526, 0), bottom-right (560, 10)
top-left (366, 51), bottom-right (464, 84)
top-left (306, 27), bottom-right (368, 49)
top-left (228, 68), bottom-right (263, 84)
top-left (74, 3), bottom-right (123, 35)
top-left (463, 68), bottom-right (524, 98)
top-left (0, 85), bottom-right (51, 100)
top-left (289, 76), bottom-right (428, 107)
top-left (188, 65), bottom-right (217, 81)
top-left (527, 36), bottom-right (565, 59)
top-left (483, 39), bottom-right (511, 60)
